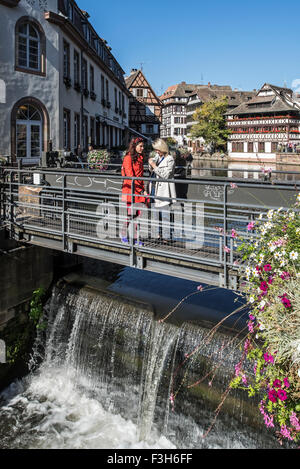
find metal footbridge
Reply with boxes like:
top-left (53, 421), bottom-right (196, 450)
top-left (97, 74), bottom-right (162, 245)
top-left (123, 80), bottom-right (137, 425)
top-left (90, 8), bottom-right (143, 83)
top-left (0, 165), bottom-right (299, 289)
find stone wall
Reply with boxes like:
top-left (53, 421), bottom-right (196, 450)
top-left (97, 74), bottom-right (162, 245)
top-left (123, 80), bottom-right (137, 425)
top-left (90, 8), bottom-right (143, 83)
top-left (0, 234), bottom-right (54, 390)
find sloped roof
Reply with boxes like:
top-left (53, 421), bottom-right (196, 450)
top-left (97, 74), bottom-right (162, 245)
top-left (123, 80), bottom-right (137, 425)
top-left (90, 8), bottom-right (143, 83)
top-left (125, 70), bottom-right (140, 89)
top-left (225, 83), bottom-right (300, 115)
top-left (188, 87), bottom-right (255, 108)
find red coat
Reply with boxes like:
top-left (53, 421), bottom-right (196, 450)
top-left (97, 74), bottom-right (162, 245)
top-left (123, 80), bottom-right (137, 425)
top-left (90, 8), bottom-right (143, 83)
top-left (121, 153), bottom-right (146, 204)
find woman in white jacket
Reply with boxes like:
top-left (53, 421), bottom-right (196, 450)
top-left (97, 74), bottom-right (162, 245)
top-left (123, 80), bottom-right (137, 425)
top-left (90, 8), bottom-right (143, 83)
top-left (148, 139), bottom-right (177, 241)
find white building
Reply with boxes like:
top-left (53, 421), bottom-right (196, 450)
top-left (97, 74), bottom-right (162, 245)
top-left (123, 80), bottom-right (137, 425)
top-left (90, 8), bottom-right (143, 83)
top-left (160, 82), bottom-right (199, 146)
top-left (0, 0), bottom-right (130, 165)
top-left (226, 83), bottom-right (300, 161)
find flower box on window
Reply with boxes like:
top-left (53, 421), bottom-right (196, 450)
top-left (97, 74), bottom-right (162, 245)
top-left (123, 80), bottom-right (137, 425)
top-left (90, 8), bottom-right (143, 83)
top-left (106, 101), bottom-right (111, 109)
top-left (90, 91), bottom-right (97, 101)
top-left (101, 98), bottom-right (107, 107)
top-left (74, 82), bottom-right (81, 93)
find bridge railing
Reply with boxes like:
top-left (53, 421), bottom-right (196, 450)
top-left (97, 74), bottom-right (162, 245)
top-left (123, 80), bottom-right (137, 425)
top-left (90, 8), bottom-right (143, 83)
top-left (0, 166), bottom-right (299, 288)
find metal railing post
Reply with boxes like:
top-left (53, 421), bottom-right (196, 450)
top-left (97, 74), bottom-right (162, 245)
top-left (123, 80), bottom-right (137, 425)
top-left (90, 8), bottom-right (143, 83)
top-left (62, 174), bottom-right (66, 251)
top-left (130, 179), bottom-right (135, 267)
top-left (223, 184), bottom-right (228, 289)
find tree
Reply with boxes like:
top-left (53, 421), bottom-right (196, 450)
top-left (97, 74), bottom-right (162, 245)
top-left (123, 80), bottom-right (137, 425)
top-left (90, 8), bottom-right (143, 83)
top-left (190, 96), bottom-right (231, 153)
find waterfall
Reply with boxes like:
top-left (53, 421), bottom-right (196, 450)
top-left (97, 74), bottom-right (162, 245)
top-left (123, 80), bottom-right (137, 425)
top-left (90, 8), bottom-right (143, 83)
top-left (138, 320), bottom-right (179, 441)
top-left (0, 281), bottom-right (280, 449)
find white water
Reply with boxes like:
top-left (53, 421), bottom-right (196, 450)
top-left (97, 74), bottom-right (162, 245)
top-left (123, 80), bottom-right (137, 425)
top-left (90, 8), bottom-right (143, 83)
top-left (0, 366), bottom-right (175, 449)
top-left (0, 284), bottom-right (279, 449)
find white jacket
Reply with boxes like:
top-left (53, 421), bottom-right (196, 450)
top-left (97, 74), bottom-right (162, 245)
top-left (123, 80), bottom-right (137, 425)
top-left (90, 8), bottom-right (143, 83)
top-left (149, 154), bottom-right (177, 208)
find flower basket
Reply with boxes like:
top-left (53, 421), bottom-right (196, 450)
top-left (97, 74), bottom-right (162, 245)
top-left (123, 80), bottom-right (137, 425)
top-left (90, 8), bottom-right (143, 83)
top-left (87, 149), bottom-right (110, 171)
top-left (230, 193), bottom-right (300, 444)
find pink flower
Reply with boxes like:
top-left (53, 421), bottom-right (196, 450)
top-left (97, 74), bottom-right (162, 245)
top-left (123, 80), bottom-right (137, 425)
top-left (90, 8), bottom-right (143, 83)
top-left (260, 281), bottom-right (268, 292)
top-left (277, 389), bottom-right (287, 401)
top-left (259, 401), bottom-right (274, 428)
top-left (247, 221), bottom-right (255, 231)
top-left (197, 285), bottom-right (203, 291)
top-left (268, 389), bottom-right (278, 403)
top-left (280, 425), bottom-right (294, 441)
top-left (264, 353), bottom-right (275, 364)
top-left (268, 276), bottom-right (274, 285)
top-left (248, 321), bottom-right (254, 333)
top-left (241, 374), bottom-right (247, 385)
top-left (244, 338), bottom-right (251, 353)
top-left (273, 379), bottom-right (282, 388)
top-left (224, 246), bottom-right (231, 253)
top-left (231, 228), bottom-right (237, 238)
top-left (283, 378), bottom-right (290, 389)
top-left (290, 412), bottom-right (300, 431)
top-left (169, 393), bottom-right (175, 411)
top-left (280, 272), bottom-right (290, 280)
top-left (281, 297), bottom-right (292, 309)
top-left (263, 264), bottom-right (272, 272)
top-left (235, 363), bottom-right (241, 377)
top-left (230, 183), bottom-right (238, 189)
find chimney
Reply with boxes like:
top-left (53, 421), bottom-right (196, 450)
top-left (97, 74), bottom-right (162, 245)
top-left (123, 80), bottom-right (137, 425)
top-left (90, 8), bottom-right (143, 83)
top-left (208, 82), bottom-right (211, 87)
top-left (181, 81), bottom-right (186, 85)
top-left (131, 68), bottom-right (138, 74)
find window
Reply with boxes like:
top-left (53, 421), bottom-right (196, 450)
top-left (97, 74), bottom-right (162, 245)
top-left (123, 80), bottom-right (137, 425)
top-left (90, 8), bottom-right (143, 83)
top-left (258, 142), bottom-right (265, 153)
top-left (82, 59), bottom-right (88, 90)
top-left (232, 142), bottom-right (244, 152)
top-left (90, 65), bottom-right (94, 92)
top-left (74, 50), bottom-right (80, 85)
top-left (74, 113), bottom-right (80, 149)
top-left (63, 40), bottom-right (70, 78)
top-left (101, 74), bottom-right (105, 100)
top-left (106, 79), bottom-right (109, 101)
top-left (90, 117), bottom-right (95, 146)
top-left (136, 88), bottom-right (144, 98)
top-left (83, 116), bottom-right (88, 150)
top-left (15, 18), bottom-right (46, 75)
top-left (114, 87), bottom-right (117, 110)
top-left (16, 104), bottom-right (42, 160)
top-left (63, 109), bottom-right (71, 150)
top-left (146, 124), bottom-right (154, 134)
top-left (248, 142), bottom-right (254, 152)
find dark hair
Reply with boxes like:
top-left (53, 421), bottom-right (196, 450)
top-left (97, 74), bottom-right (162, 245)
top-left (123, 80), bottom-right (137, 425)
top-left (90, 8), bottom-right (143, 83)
top-left (126, 137), bottom-right (144, 163)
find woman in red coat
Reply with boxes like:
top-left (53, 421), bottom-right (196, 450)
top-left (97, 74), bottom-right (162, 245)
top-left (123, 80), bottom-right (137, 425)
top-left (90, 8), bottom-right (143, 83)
top-left (121, 137), bottom-right (147, 244)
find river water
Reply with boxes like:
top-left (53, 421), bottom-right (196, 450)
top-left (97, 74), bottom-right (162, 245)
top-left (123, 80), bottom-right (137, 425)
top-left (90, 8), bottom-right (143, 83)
top-left (0, 270), bottom-right (282, 450)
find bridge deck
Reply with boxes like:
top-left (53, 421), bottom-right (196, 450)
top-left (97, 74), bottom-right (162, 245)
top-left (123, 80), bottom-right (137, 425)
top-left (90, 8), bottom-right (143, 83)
top-left (1, 166), bottom-right (299, 289)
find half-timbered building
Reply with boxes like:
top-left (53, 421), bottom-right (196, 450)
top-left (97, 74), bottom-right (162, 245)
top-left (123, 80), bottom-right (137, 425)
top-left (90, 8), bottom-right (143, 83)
top-left (160, 82), bottom-right (200, 146)
top-left (125, 69), bottom-right (162, 141)
top-left (0, 0), bottom-right (130, 164)
top-left (186, 84), bottom-right (255, 153)
top-left (226, 83), bottom-right (300, 160)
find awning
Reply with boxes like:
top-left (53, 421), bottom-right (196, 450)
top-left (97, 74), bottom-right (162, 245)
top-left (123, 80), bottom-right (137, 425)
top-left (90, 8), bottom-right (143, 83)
top-left (127, 127), bottom-right (152, 142)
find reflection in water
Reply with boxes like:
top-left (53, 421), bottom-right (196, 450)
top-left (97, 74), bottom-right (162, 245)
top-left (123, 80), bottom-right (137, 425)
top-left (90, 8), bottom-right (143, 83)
top-left (190, 158), bottom-right (300, 182)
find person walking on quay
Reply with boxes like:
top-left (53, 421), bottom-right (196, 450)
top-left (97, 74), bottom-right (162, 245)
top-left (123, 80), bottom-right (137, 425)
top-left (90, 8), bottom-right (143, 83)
top-left (148, 138), bottom-right (176, 242)
top-left (120, 137), bottom-right (147, 244)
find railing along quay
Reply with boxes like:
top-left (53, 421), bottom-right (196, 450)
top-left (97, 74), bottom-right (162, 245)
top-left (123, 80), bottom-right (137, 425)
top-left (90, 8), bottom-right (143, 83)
top-left (0, 165), bottom-right (299, 290)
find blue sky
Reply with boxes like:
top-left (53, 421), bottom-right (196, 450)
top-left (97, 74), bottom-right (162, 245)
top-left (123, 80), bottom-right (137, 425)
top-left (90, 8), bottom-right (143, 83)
top-left (77, 0), bottom-right (300, 96)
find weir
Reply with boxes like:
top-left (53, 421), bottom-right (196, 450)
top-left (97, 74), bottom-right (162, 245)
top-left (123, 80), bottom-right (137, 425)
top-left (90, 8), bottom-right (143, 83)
top-left (0, 278), bottom-right (280, 448)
